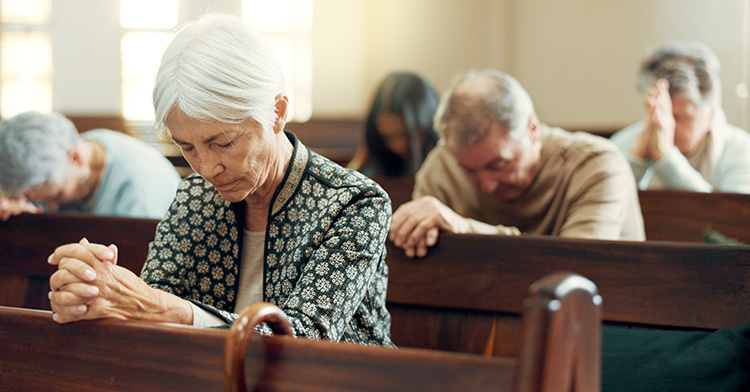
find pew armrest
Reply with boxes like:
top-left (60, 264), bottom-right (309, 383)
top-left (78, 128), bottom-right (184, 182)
top-left (224, 302), bottom-right (294, 392)
top-left (514, 272), bottom-right (602, 392)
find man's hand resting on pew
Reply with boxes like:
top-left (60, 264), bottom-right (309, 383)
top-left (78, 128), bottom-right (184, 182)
top-left (47, 238), bottom-right (193, 324)
top-left (389, 196), bottom-right (473, 258)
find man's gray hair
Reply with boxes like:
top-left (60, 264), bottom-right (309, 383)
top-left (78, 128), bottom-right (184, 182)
top-left (153, 13), bottom-right (286, 137)
top-left (435, 70), bottom-right (535, 146)
top-left (0, 111), bottom-right (80, 196)
top-left (636, 41), bottom-right (722, 108)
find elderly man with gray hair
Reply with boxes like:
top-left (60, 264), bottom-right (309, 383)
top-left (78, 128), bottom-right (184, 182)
top-left (389, 70), bottom-right (645, 258)
top-left (0, 111), bottom-right (181, 220)
top-left (610, 41), bottom-right (750, 193)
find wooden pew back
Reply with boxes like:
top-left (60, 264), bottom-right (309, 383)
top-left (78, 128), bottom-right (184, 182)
top-left (0, 213), bottom-right (158, 309)
top-left (0, 306), bottom-right (515, 392)
top-left (0, 306), bottom-right (227, 391)
top-left (3, 213), bottom-right (748, 361)
top-left (224, 271), bottom-right (601, 392)
top-left (638, 190), bottom-right (750, 244)
top-left (385, 234), bottom-right (750, 356)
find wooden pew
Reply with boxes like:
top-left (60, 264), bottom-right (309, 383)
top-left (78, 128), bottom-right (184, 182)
top-left (638, 190), bottom-right (750, 244)
top-left (0, 306), bottom-right (227, 391)
top-left (385, 233), bottom-right (750, 357)
top-left (0, 271), bottom-right (601, 392)
top-left (372, 175), bottom-right (414, 209)
top-left (0, 213), bottom-right (158, 309)
top-left (3, 213), bottom-right (747, 355)
top-left (0, 304), bottom-right (513, 392)
top-left (372, 175), bottom-right (750, 244)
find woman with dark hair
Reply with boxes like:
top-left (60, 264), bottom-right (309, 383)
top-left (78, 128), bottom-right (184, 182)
top-left (348, 72), bottom-right (440, 177)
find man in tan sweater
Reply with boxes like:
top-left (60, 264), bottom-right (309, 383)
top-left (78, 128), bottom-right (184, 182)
top-left (389, 70), bottom-right (645, 258)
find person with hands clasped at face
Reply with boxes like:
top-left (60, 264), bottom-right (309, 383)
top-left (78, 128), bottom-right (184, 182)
top-left (611, 41), bottom-right (750, 193)
top-left (389, 70), bottom-right (645, 258)
top-left (47, 13), bottom-right (394, 347)
top-left (631, 78), bottom-right (677, 163)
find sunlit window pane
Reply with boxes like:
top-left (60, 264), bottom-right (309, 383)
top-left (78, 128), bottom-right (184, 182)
top-left (269, 38), bottom-right (296, 119)
top-left (0, 32), bottom-right (52, 118)
top-left (244, 0), bottom-right (295, 32)
top-left (120, 0), bottom-right (178, 29)
top-left (121, 32), bottom-right (174, 121)
top-left (0, 0), bottom-right (51, 24)
top-left (243, 0), bottom-right (313, 122)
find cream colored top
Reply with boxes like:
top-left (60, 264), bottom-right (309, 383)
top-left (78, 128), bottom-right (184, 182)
top-left (191, 230), bottom-right (265, 327)
top-left (414, 126), bottom-right (645, 241)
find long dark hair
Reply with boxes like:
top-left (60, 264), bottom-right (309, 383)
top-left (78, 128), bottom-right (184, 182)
top-left (365, 72), bottom-right (439, 176)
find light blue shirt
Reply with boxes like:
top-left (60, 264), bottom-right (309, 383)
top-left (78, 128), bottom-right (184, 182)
top-left (61, 129), bottom-right (181, 219)
top-left (610, 109), bottom-right (750, 193)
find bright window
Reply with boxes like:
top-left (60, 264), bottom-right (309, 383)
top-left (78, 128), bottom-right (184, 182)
top-left (120, 0), bottom-right (177, 122)
top-left (0, 0), bottom-right (52, 118)
top-left (0, 0), bottom-right (51, 24)
top-left (244, 0), bottom-right (313, 122)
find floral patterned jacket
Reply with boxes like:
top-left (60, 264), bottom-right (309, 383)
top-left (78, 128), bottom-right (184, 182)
top-left (141, 132), bottom-right (394, 346)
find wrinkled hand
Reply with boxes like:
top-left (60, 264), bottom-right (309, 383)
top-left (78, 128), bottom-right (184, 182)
top-left (0, 196), bottom-right (42, 221)
top-left (631, 79), bottom-right (675, 161)
top-left (48, 238), bottom-right (118, 322)
top-left (389, 196), bottom-right (472, 258)
top-left (48, 238), bottom-right (192, 324)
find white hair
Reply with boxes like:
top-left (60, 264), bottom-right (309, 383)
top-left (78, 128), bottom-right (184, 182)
top-left (636, 41), bottom-right (722, 108)
top-left (435, 70), bottom-right (535, 146)
top-left (153, 13), bottom-right (286, 137)
top-left (0, 111), bottom-right (79, 195)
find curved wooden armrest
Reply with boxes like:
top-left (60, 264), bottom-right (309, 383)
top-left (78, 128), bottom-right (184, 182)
top-left (224, 302), bottom-right (294, 392)
top-left (514, 271), bottom-right (602, 392)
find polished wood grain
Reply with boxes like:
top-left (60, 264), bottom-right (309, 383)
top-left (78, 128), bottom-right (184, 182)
top-left (225, 302), bottom-right (295, 392)
top-left (3, 214), bottom-right (747, 360)
top-left (0, 305), bottom-right (516, 392)
top-left (386, 233), bottom-right (749, 356)
top-left (0, 306), bottom-right (227, 391)
top-left (222, 272), bottom-right (600, 392)
top-left (513, 273), bottom-right (601, 392)
top-left (0, 213), bottom-right (158, 310)
top-left (638, 190), bottom-right (750, 244)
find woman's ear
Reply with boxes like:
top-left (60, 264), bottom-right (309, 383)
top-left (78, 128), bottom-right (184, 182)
top-left (272, 94), bottom-right (289, 134)
top-left (527, 113), bottom-right (540, 142)
top-left (67, 147), bottom-right (83, 167)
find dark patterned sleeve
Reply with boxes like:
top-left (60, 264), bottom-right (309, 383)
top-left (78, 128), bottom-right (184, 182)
top-left (275, 182), bottom-right (392, 341)
top-left (140, 175), bottom-right (241, 324)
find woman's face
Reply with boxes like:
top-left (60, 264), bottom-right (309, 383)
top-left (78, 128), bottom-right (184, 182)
top-left (166, 110), bottom-right (278, 203)
top-left (376, 112), bottom-right (411, 161)
top-left (671, 96), bottom-right (713, 155)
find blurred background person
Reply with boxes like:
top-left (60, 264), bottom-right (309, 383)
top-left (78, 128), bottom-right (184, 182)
top-left (348, 71), bottom-right (440, 177)
top-left (610, 41), bottom-right (750, 193)
top-left (0, 111), bottom-right (181, 220)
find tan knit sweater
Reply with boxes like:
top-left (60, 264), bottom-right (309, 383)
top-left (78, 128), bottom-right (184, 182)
top-left (414, 126), bottom-right (645, 241)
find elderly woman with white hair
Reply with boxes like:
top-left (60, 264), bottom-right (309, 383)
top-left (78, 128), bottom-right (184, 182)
top-left (0, 111), bottom-right (181, 220)
top-left (46, 13), bottom-right (394, 346)
top-left (611, 41), bottom-right (750, 193)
